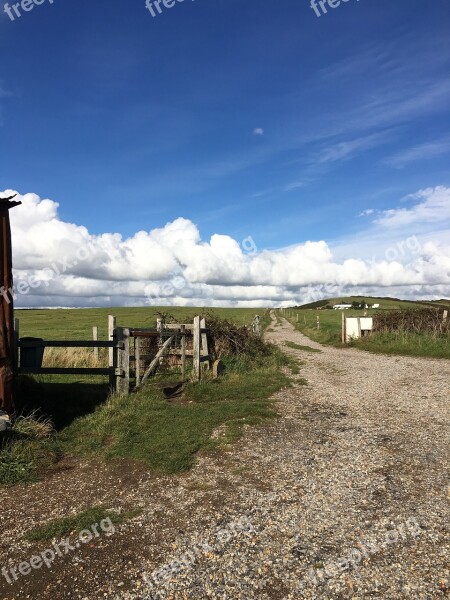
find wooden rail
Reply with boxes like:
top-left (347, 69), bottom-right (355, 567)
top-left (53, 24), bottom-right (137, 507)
top-left (16, 316), bottom-right (212, 395)
top-left (17, 333), bottom-right (127, 393)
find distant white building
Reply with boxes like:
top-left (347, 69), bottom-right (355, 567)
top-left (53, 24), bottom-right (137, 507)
top-left (372, 304), bottom-right (380, 309)
top-left (333, 304), bottom-right (352, 310)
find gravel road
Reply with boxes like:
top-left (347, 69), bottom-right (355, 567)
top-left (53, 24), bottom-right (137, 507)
top-left (120, 314), bottom-right (449, 599)
top-left (2, 315), bottom-right (449, 599)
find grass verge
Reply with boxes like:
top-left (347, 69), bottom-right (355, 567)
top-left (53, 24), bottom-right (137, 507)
top-left (354, 331), bottom-right (450, 359)
top-left (285, 310), bottom-right (450, 358)
top-left (60, 347), bottom-right (292, 473)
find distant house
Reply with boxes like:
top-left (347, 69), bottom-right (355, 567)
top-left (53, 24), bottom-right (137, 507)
top-left (372, 303), bottom-right (380, 309)
top-left (333, 304), bottom-right (352, 310)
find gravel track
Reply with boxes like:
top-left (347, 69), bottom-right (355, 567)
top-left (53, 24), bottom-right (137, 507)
top-left (121, 314), bottom-right (449, 599)
top-left (1, 315), bottom-right (449, 599)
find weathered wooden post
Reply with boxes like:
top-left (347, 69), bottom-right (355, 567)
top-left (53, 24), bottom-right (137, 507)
top-left (193, 316), bottom-right (201, 382)
top-left (317, 316), bottom-right (320, 329)
top-left (181, 324), bottom-right (186, 380)
top-left (92, 326), bottom-right (99, 360)
top-left (114, 327), bottom-right (130, 395)
top-left (341, 311), bottom-right (345, 344)
top-left (200, 317), bottom-right (209, 370)
top-left (108, 315), bottom-right (116, 368)
top-left (252, 315), bottom-right (261, 336)
top-left (135, 336), bottom-right (141, 387)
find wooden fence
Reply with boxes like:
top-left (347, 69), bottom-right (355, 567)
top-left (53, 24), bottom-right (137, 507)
top-left (15, 316), bottom-right (211, 396)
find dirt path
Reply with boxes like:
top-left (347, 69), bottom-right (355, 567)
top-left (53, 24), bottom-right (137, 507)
top-left (1, 315), bottom-right (449, 599)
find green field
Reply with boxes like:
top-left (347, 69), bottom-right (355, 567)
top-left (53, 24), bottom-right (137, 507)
top-left (15, 306), bottom-right (266, 340)
top-left (283, 296), bottom-right (450, 359)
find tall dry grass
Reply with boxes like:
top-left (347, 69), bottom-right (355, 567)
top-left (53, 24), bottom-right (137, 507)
top-left (42, 347), bottom-right (109, 369)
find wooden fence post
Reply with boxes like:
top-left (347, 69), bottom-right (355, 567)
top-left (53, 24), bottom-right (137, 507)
top-left (108, 315), bottom-right (116, 367)
top-left (114, 327), bottom-right (130, 395)
top-left (135, 336), bottom-right (141, 387)
top-left (200, 317), bottom-right (209, 370)
top-left (193, 316), bottom-right (201, 382)
top-left (341, 311), bottom-right (345, 344)
top-left (181, 324), bottom-right (186, 380)
top-left (93, 326), bottom-right (99, 360)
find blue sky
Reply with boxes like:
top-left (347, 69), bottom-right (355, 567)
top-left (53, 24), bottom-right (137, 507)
top-left (1, 0), bottom-right (450, 307)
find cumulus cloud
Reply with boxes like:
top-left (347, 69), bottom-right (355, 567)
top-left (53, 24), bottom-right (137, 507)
top-left (2, 187), bottom-right (450, 308)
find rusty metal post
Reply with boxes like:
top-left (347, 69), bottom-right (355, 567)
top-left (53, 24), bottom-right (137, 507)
top-left (0, 194), bottom-right (21, 415)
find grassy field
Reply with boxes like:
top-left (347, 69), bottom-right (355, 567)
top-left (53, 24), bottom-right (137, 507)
top-left (284, 296), bottom-right (450, 359)
top-left (1, 306), bottom-right (301, 485)
top-left (15, 307), bottom-right (265, 340)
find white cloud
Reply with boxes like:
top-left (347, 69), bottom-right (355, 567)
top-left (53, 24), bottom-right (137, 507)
top-left (2, 187), bottom-right (450, 308)
top-left (375, 186), bottom-right (450, 228)
top-left (253, 128), bottom-right (264, 136)
top-left (359, 209), bottom-right (375, 217)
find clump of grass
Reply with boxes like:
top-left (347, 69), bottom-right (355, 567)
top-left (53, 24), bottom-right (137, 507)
top-left (25, 506), bottom-right (126, 542)
top-left (284, 341), bottom-right (321, 353)
top-left (13, 411), bottom-right (54, 440)
top-left (0, 413), bottom-right (60, 486)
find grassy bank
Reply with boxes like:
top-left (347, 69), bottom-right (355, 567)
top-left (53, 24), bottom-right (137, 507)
top-left (60, 348), bottom-right (293, 473)
top-left (354, 330), bottom-right (450, 359)
top-left (1, 309), bottom-right (297, 485)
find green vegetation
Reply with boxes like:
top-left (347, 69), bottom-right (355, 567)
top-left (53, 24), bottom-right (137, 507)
top-left (284, 341), bottom-right (321, 353)
top-left (354, 331), bottom-right (450, 359)
top-left (15, 306), bottom-right (266, 340)
top-left (0, 421), bottom-right (61, 486)
top-left (283, 296), bottom-right (450, 359)
top-left (1, 308), bottom-right (299, 485)
top-left (60, 347), bottom-right (291, 473)
top-left (25, 506), bottom-right (126, 542)
top-left (288, 309), bottom-right (347, 346)
top-left (295, 296), bottom-right (446, 311)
